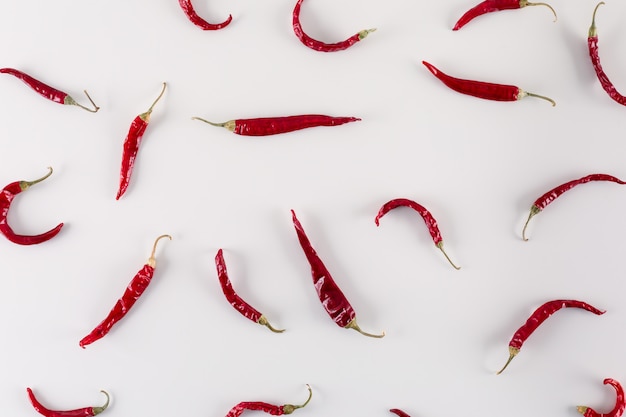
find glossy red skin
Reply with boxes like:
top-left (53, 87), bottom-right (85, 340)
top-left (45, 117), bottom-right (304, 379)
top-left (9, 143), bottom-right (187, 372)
top-left (0, 181), bottom-right (63, 245)
top-left (582, 379), bottom-right (625, 417)
top-left (79, 264), bottom-right (155, 348)
top-left (0, 68), bottom-right (69, 104)
top-left (233, 115), bottom-right (360, 136)
top-left (116, 116), bottom-right (148, 200)
top-left (532, 174), bottom-right (626, 211)
top-left (508, 300), bottom-right (605, 350)
top-left (375, 198), bottom-right (443, 246)
top-left (291, 210), bottom-right (355, 328)
top-left (453, 0), bottom-right (521, 30)
top-left (27, 389), bottom-right (98, 417)
top-left (215, 249), bottom-right (263, 323)
top-left (589, 36), bottom-right (626, 105)
top-left (389, 410), bottom-right (412, 417)
top-left (226, 402), bottom-right (285, 417)
top-left (178, 0), bottom-right (232, 30)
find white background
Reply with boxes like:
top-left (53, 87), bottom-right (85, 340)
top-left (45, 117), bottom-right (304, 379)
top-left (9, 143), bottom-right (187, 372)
top-left (0, 0), bottom-right (626, 416)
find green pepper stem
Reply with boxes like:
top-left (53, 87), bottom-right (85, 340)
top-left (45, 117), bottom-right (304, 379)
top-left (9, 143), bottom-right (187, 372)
top-left (92, 391), bottom-right (110, 415)
top-left (496, 346), bottom-right (520, 375)
top-left (522, 205), bottom-right (541, 241)
top-left (148, 234), bottom-right (172, 267)
top-left (589, 2), bottom-right (605, 37)
top-left (522, 1), bottom-right (557, 22)
top-left (20, 167), bottom-right (53, 191)
top-left (282, 385), bottom-right (312, 415)
top-left (345, 318), bottom-right (385, 338)
top-left (258, 315), bottom-right (285, 333)
top-left (436, 242), bottom-right (460, 270)
top-left (140, 83), bottom-right (167, 121)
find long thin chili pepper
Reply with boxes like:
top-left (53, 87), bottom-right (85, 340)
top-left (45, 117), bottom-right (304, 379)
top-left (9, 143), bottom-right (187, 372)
top-left (497, 299), bottom-right (605, 374)
top-left (0, 167), bottom-right (63, 245)
top-left (422, 61), bottom-right (555, 106)
top-left (192, 114), bottom-right (360, 136)
top-left (116, 82), bottom-right (167, 200)
top-left (375, 198), bottom-right (460, 270)
top-left (27, 388), bottom-right (110, 417)
top-left (215, 249), bottom-right (284, 333)
top-left (292, 0), bottom-right (375, 52)
top-left (291, 210), bottom-right (384, 338)
top-left (0, 68), bottom-right (99, 112)
top-left (522, 173), bottom-right (626, 241)
top-left (452, 0), bottom-right (556, 31)
top-left (389, 410), bottom-right (411, 417)
top-left (227, 385), bottom-right (312, 417)
top-left (578, 379), bottom-right (625, 417)
top-left (79, 234), bottom-right (171, 348)
top-left (178, 0), bottom-right (232, 30)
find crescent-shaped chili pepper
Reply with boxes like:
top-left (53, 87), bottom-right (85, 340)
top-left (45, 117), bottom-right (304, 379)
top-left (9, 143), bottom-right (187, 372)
top-left (0, 167), bottom-right (64, 245)
top-left (79, 235), bottom-right (171, 348)
top-left (497, 299), bottom-right (605, 374)
top-left (452, 0), bottom-right (556, 31)
top-left (27, 388), bottom-right (109, 417)
top-left (226, 385), bottom-right (312, 417)
top-left (578, 378), bottom-right (625, 417)
top-left (292, 0), bottom-right (375, 52)
top-left (389, 410), bottom-right (411, 417)
top-left (178, 0), bottom-right (232, 30)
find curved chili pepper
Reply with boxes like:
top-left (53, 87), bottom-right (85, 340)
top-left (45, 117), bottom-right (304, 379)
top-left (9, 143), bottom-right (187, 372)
top-left (292, 0), bottom-right (375, 52)
top-left (497, 299), bottom-right (605, 374)
top-left (375, 198), bottom-right (460, 270)
top-left (0, 167), bottom-right (64, 245)
top-left (215, 249), bottom-right (284, 333)
top-left (178, 0), bottom-right (232, 30)
top-left (227, 385), bottom-right (312, 417)
top-left (291, 210), bottom-right (384, 338)
top-left (522, 173), bottom-right (626, 241)
top-left (452, 0), bottom-right (556, 31)
top-left (0, 68), bottom-right (99, 112)
top-left (578, 378), bottom-right (625, 417)
top-left (192, 114), bottom-right (360, 136)
top-left (116, 82), bottom-right (167, 200)
top-left (389, 410), bottom-right (411, 417)
top-left (422, 61), bottom-right (555, 106)
top-left (27, 388), bottom-right (109, 417)
top-left (79, 235), bottom-right (171, 348)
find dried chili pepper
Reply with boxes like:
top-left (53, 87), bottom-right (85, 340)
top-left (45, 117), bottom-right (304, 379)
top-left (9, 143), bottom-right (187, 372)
top-left (497, 299), bottom-right (605, 374)
top-left (79, 234), bottom-right (171, 348)
top-left (192, 114), bottom-right (360, 136)
top-left (178, 0), bottom-right (232, 30)
top-left (0, 68), bottom-right (99, 112)
top-left (578, 378), bottom-right (625, 417)
top-left (116, 83), bottom-right (166, 200)
top-left (27, 388), bottom-right (109, 417)
top-left (215, 249), bottom-right (284, 333)
top-left (291, 210), bottom-right (384, 338)
top-left (292, 0), bottom-right (375, 52)
top-left (452, 0), bottom-right (556, 31)
top-left (522, 173), bottom-right (626, 241)
top-left (422, 61), bottom-right (555, 106)
top-left (375, 198), bottom-right (460, 270)
top-left (389, 410), bottom-right (411, 417)
top-left (0, 167), bottom-right (63, 245)
top-left (226, 385), bottom-right (312, 417)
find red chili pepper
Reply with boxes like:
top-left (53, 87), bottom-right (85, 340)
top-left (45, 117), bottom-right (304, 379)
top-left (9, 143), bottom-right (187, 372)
top-left (497, 299), bottom-right (605, 374)
top-left (27, 388), bottom-right (110, 417)
top-left (226, 385), bottom-right (312, 417)
top-left (0, 167), bottom-right (63, 245)
top-left (116, 82), bottom-right (167, 200)
top-left (291, 210), bottom-right (384, 338)
top-left (522, 173), bottom-right (626, 241)
top-left (578, 379), bottom-right (625, 417)
top-left (79, 235), bottom-right (171, 348)
top-left (422, 61), bottom-right (555, 106)
top-left (0, 68), bottom-right (99, 112)
top-left (389, 410), bottom-right (411, 417)
top-left (452, 0), bottom-right (556, 31)
top-left (375, 198), bottom-right (460, 270)
top-left (292, 0), bottom-right (375, 52)
top-left (215, 249), bottom-right (285, 333)
top-left (192, 114), bottom-right (360, 136)
top-left (178, 0), bottom-right (232, 30)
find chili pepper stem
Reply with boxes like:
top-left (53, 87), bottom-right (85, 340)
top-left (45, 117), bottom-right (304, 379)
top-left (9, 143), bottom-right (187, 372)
top-left (358, 28), bottom-right (376, 40)
top-left (589, 2), bottom-right (605, 37)
top-left (576, 406), bottom-right (589, 415)
top-left (496, 346), bottom-right (520, 374)
top-left (139, 82), bottom-right (167, 122)
top-left (344, 318), bottom-right (385, 338)
top-left (282, 385), bottom-right (312, 414)
top-left (148, 234), bottom-right (172, 267)
top-left (191, 117), bottom-right (236, 132)
top-left (65, 90), bottom-right (100, 112)
top-left (522, 205), bottom-right (541, 241)
top-left (436, 242), bottom-right (460, 270)
top-left (92, 391), bottom-right (111, 415)
top-left (521, 1), bottom-right (557, 22)
top-left (257, 315), bottom-right (285, 333)
top-left (19, 167), bottom-right (53, 191)
top-left (518, 90), bottom-right (556, 106)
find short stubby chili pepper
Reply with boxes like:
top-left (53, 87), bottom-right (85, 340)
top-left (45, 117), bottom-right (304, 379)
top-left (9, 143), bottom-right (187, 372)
top-left (292, 0), bottom-right (375, 52)
top-left (389, 410), bottom-right (411, 417)
top-left (215, 249), bottom-right (284, 333)
top-left (27, 388), bottom-right (110, 417)
top-left (0, 68), bottom-right (99, 112)
top-left (226, 385), bottom-right (312, 417)
top-left (192, 114), bottom-right (360, 136)
top-left (578, 378), bottom-right (625, 417)
top-left (497, 299), bottom-right (605, 374)
top-left (422, 61), bottom-right (555, 106)
top-left (116, 82), bottom-right (166, 200)
top-left (0, 167), bottom-right (64, 245)
top-left (79, 235), bottom-right (171, 348)
top-left (522, 173), bottom-right (626, 241)
top-left (375, 198), bottom-right (460, 270)
top-left (178, 0), bottom-right (232, 30)
top-left (453, 0), bottom-right (556, 31)
top-left (291, 210), bottom-right (384, 338)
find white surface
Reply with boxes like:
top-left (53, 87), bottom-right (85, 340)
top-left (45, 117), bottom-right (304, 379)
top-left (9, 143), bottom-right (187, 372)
top-left (0, 0), bottom-right (626, 416)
